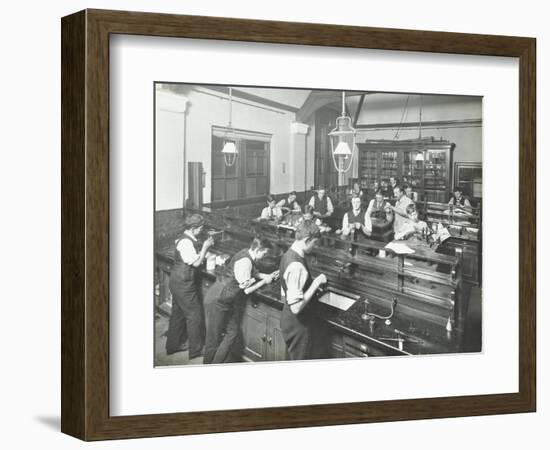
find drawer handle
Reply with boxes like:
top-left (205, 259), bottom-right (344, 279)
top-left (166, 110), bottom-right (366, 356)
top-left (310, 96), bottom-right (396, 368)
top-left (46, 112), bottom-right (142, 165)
top-left (252, 302), bottom-right (258, 308)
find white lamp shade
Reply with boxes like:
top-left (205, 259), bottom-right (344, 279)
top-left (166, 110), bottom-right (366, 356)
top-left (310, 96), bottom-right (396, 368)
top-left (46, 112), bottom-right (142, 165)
top-left (221, 141), bottom-right (237, 154)
top-left (415, 152), bottom-right (425, 161)
top-left (333, 141), bottom-right (352, 156)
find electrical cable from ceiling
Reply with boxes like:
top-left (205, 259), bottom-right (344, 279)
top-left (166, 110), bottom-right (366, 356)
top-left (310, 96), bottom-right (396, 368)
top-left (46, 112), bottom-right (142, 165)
top-left (393, 95), bottom-right (410, 140)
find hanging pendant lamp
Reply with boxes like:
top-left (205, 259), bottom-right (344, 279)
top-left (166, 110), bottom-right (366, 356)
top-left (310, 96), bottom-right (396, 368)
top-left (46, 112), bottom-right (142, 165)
top-left (221, 87), bottom-right (238, 167)
top-left (328, 91), bottom-right (356, 173)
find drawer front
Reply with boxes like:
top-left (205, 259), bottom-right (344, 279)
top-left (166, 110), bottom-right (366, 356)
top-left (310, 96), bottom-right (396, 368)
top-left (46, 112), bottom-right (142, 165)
top-left (342, 335), bottom-right (369, 358)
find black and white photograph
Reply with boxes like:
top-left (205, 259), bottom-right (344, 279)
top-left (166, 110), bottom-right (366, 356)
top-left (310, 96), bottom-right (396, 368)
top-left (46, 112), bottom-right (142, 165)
top-left (154, 83), bottom-right (483, 367)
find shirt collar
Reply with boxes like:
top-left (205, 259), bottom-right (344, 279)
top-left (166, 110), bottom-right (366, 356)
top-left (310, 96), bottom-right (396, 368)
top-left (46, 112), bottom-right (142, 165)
top-left (290, 241), bottom-right (305, 257)
top-left (184, 230), bottom-right (197, 241)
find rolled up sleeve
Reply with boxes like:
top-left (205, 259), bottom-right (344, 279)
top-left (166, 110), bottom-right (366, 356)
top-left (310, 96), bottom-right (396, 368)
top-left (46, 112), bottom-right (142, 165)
top-left (326, 197), bottom-right (334, 215)
top-left (177, 239), bottom-right (199, 265)
top-left (283, 262), bottom-right (309, 306)
top-left (234, 258), bottom-right (255, 289)
top-left (363, 213), bottom-right (372, 232)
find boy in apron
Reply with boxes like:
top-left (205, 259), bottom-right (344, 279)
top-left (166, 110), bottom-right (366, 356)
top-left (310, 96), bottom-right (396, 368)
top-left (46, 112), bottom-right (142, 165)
top-left (203, 237), bottom-right (279, 364)
top-left (280, 220), bottom-right (328, 360)
top-left (165, 214), bottom-right (214, 358)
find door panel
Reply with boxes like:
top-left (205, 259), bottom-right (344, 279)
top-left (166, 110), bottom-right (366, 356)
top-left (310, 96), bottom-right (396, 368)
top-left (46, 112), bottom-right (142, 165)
top-left (242, 302), bottom-right (268, 361)
top-left (267, 315), bottom-right (288, 361)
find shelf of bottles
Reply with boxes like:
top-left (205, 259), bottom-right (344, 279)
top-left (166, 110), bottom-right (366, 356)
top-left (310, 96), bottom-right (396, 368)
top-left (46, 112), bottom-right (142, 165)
top-left (424, 149), bottom-right (448, 189)
top-left (402, 150), bottom-right (424, 190)
top-left (359, 151), bottom-right (378, 186)
top-left (357, 138), bottom-right (454, 202)
top-left (380, 151), bottom-right (398, 182)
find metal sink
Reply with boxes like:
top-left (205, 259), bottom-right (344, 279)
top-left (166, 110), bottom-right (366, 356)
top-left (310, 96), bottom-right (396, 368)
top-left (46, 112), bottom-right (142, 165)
top-left (318, 290), bottom-right (357, 311)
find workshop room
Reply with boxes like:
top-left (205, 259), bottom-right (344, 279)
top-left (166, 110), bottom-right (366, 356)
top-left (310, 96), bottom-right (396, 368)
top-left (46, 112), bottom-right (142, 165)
top-left (154, 83), bottom-right (482, 366)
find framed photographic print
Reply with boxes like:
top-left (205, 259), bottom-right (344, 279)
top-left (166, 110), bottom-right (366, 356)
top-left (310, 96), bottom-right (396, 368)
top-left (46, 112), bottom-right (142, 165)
top-left (61, 9), bottom-right (536, 441)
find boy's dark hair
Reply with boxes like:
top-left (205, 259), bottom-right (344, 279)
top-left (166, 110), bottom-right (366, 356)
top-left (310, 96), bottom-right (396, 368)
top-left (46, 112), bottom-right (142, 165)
top-left (454, 186), bottom-right (463, 193)
top-left (184, 213), bottom-right (205, 230)
top-left (394, 185), bottom-right (405, 194)
top-left (406, 204), bottom-right (417, 215)
top-left (289, 190), bottom-right (297, 196)
top-left (374, 188), bottom-right (384, 196)
top-left (266, 194), bottom-right (275, 203)
top-left (250, 236), bottom-right (273, 252)
top-left (295, 220), bottom-right (321, 241)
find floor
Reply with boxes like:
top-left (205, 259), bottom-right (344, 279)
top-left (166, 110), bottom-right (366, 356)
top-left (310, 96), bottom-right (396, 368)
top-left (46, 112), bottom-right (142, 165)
top-left (154, 314), bottom-right (204, 367)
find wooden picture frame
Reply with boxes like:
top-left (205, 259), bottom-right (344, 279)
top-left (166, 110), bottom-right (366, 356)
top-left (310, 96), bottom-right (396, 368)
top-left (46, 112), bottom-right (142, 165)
top-left (61, 9), bottom-right (536, 441)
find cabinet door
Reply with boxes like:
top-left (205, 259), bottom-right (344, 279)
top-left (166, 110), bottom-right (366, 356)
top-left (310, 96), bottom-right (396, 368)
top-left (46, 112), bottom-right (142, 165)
top-left (266, 315), bottom-right (288, 361)
top-left (461, 242), bottom-right (479, 285)
top-left (328, 332), bottom-right (345, 359)
top-left (241, 301), bottom-right (268, 362)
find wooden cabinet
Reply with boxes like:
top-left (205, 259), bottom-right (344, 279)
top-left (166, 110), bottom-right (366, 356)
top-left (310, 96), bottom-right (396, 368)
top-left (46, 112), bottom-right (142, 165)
top-left (241, 299), bottom-right (288, 362)
top-left (357, 138), bottom-right (454, 203)
top-left (442, 238), bottom-right (480, 285)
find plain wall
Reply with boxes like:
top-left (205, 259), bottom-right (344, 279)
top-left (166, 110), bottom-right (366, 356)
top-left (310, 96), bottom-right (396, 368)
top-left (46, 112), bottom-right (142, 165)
top-left (155, 90), bottom-right (187, 210)
top-left (356, 94), bottom-right (482, 164)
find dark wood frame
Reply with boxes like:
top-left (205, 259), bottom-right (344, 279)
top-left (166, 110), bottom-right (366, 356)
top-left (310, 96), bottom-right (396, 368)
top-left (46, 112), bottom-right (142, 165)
top-left (61, 9), bottom-right (536, 441)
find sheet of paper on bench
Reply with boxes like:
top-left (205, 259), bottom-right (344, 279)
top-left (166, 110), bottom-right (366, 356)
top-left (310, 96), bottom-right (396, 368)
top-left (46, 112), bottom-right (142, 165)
top-left (318, 292), bottom-right (356, 311)
top-left (385, 242), bottom-right (415, 254)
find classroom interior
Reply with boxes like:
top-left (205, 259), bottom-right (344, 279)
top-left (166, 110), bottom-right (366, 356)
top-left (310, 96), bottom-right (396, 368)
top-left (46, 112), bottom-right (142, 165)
top-left (154, 83), bottom-right (483, 366)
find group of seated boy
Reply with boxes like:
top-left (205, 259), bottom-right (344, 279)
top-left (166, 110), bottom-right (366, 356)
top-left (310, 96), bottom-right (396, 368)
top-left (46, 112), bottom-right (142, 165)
top-left (259, 181), bottom-right (471, 244)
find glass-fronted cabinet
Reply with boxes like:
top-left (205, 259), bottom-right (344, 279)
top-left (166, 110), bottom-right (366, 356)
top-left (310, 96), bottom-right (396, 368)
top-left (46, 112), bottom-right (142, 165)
top-left (357, 138), bottom-right (454, 202)
top-left (402, 149), bottom-right (424, 190)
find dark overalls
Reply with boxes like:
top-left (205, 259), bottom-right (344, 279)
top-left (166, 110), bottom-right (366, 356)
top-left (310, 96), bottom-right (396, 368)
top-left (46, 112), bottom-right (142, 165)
top-left (450, 196), bottom-right (467, 206)
top-left (346, 208), bottom-right (366, 227)
top-left (203, 249), bottom-right (253, 364)
top-left (312, 195), bottom-right (329, 216)
top-left (280, 249), bottom-right (327, 360)
top-left (165, 235), bottom-right (205, 358)
top-left (280, 198), bottom-right (299, 211)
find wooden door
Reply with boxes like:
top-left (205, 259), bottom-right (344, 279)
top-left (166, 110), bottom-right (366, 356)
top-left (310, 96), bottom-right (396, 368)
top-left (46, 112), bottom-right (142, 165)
top-left (266, 315), bottom-right (288, 361)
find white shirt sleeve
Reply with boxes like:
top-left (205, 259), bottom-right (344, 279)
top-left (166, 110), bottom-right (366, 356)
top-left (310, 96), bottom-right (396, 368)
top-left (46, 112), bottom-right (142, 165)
top-left (341, 213), bottom-right (350, 235)
top-left (308, 196), bottom-right (315, 208)
top-left (233, 257), bottom-right (255, 289)
top-left (366, 199), bottom-right (374, 216)
top-left (176, 239), bottom-right (199, 265)
top-left (260, 207), bottom-right (270, 219)
top-left (282, 262), bottom-right (310, 306)
top-left (364, 213), bottom-right (372, 232)
top-left (326, 197), bottom-right (334, 215)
